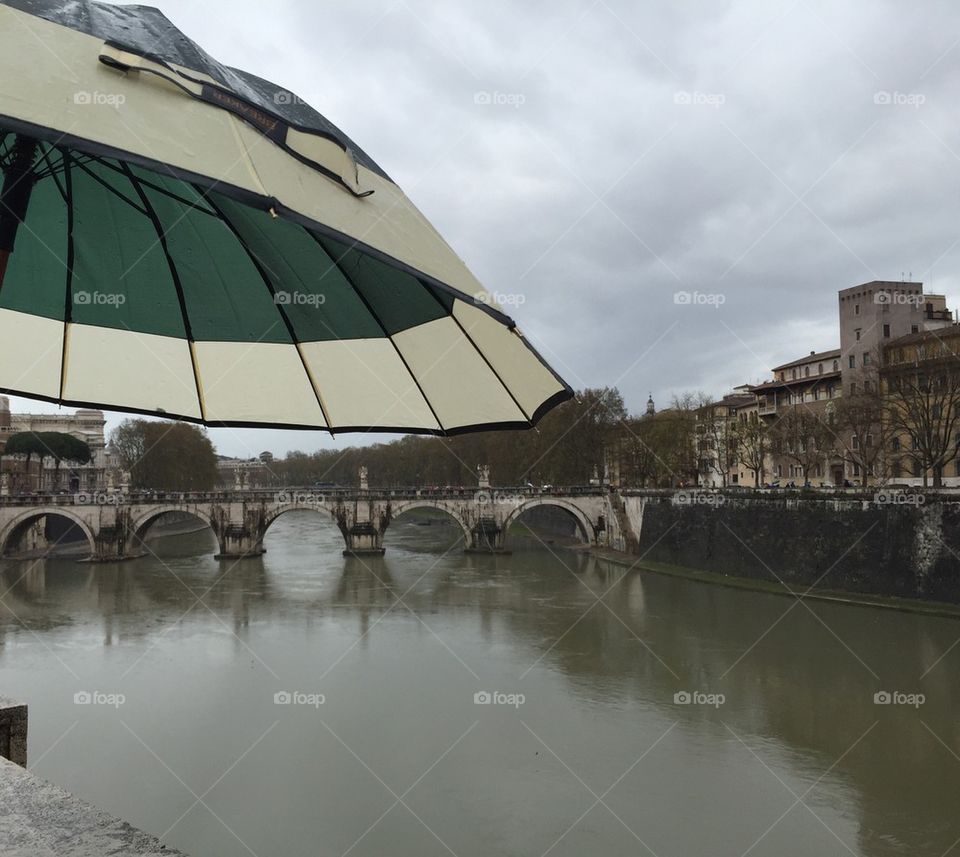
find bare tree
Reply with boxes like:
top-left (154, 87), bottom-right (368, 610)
top-left (885, 357), bottom-right (960, 488)
top-left (696, 397), bottom-right (739, 487)
top-left (735, 417), bottom-right (768, 487)
top-left (833, 390), bottom-right (892, 487)
top-left (769, 408), bottom-right (834, 484)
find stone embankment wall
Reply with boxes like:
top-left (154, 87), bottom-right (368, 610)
top-left (616, 490), bottom-right (960, 603)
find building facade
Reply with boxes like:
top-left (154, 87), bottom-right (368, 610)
top-left (0, 396), bottom-right (120, 492)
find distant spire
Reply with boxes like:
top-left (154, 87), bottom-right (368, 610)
top-left (646, 394), bottom-right (655, 416)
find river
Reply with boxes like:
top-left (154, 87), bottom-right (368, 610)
top-left (0, 509), bottom-right (958, 856)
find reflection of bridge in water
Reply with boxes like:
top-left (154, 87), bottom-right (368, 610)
top-left (0, 484), bottom-right (620, 561)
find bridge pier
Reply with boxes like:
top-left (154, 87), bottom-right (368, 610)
top-left (465, 517), bottom-right (510, 554)
top-left (336, 500), bottom-right (388, 557)
top-left (214, 526), bottom-right (266, 560)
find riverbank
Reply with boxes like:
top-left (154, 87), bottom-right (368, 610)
top-left (587, 544), bottom-right (960, 620)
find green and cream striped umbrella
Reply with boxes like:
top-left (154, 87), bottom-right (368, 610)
top-left (0, 0), bottom-right (571, 434)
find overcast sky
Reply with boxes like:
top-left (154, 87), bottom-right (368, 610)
top-left (10, 0), bottom-right (960, 458)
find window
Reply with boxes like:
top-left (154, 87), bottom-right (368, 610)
top-left (855, 329), bottom-right (861, 341)
top-left (855, 304), bottom-right (860, 316)
top-left (892, 459), bottom-right (902, 478)
top-left (866, 434), bottom-right (873, 448)
top-left (833, 360), bottom-right (839, 372)
top-left (912, 324), bottom-right (919, 334)
top-left (852, 435), bottom-right (859, 449)
top-left (792, 369), bottom-right (797, 380)
top-left (891, 436), bottom-right (901, 452)
top-left (849, 355), bottom-right (856, 368)
top-left (818, 363), bottom-right (823, 375)
top-left (864, 380), bottom-right (872, 393)
top-left (850, 382), bottom-right (857, 395)
top-left (932, 404), bottom-right (942, 419)
top-left (804, 366), bottom-right (810, 377)
top-left (883, 324), bottom-right (890, 338)
top-left (863, 352), bottom-right (871, 366)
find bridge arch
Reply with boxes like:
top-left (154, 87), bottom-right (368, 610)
top-left (502, 498), bottom-right (593, 545)
top-left (261, 502), bottom-right (339, 536)
top-left (0, 507), bottom-right (97, 559)
top-left (386, 501), bottom-right (472, 546)
top-left (126, 506), bottom-right (220, 556)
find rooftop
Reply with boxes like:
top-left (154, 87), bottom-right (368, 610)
top-left (770, 348), bottom-right (841, 373)
top-left (885, 324), bottom-right (960, 349)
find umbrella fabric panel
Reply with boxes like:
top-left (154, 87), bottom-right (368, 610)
top-left (192, 341), bottom-right (326, 426)
top-left (0, 309), bottom-right (63, 398)
top-left (299, 338), bottom-right (440, 431)
top-left (135, 172), bottom-right (292, 344)
top-left (315, 236), bottom-right (449, 337)
top-left (208, 194), bottom-right (384, 342)
top-left (392, 317), bottom-right (530, 430)
top-left (0, 156), bottom-right (67, 320)
top-left (452, 300), bottom-right (568, 422)
top-left (60, 324), bottom-right (202, 418)
top-left (69, 158), bottom-right (187, 337)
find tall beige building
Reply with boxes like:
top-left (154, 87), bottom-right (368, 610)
top-left (0, 396), bottom-right (119, 492)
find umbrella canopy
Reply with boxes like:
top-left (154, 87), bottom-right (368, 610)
top-left (0, 0), bottom-right (572, 434)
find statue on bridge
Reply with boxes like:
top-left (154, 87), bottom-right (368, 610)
top-left (477, 464), bottom-right (490, 489)
top-left (359, 466), bottom-right (368, 491)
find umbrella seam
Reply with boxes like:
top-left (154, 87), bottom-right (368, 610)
top-left (202, 191), bottom-right (333, 434)
top-left (120, 162), bottom-right (206, 421)
top-left (304, 228), bottom-right (447, 434)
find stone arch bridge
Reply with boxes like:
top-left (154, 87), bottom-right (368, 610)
top-left (0, 487), bottom-right (622, 562)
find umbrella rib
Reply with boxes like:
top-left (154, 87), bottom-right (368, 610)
top-left (92, 156), bottom-right (220, 217)
top-left (69, 158), bottom-right (147, 217)
top-left (201, 191), bottom-right (334, 434)
top-left (421, 283), bottom-right (533, 426)
top-left (303, 229), bottom-right (448, 435)
top-left (56, 150), bottom-right (75, 402)
top-left (120, 162), bottom-right (206, 421)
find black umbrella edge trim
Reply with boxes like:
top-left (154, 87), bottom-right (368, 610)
top-left (0, 386), bottom-right (573, 437)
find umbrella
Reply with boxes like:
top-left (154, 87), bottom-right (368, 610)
top-left (0, 0), bottom-right (572, 434)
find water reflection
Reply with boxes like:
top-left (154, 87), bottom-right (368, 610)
top-left (0, 511), bottom-right (957, 856)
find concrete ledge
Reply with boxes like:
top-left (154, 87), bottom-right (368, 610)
top-left (0, 756), bottom-right (188, 856)
top-left (342, 548), bottom-right (386, 557)
top-left (0, 697), bottom-right (27, 767)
